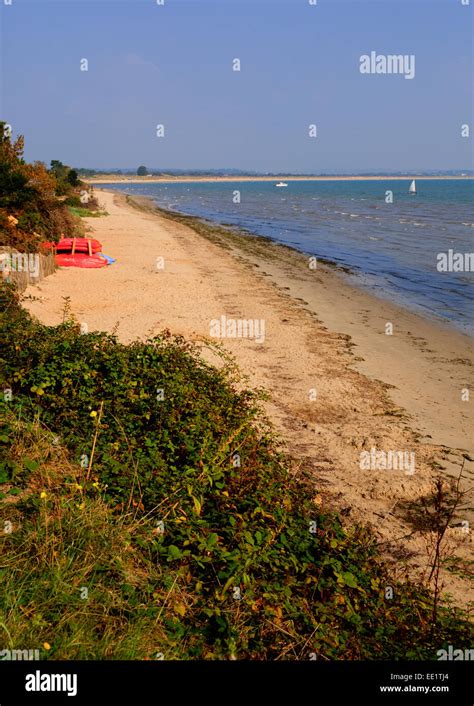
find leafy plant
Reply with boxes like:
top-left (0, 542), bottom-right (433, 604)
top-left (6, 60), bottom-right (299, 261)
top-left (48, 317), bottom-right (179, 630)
top-left (0, 281), bottom-right (471, 660)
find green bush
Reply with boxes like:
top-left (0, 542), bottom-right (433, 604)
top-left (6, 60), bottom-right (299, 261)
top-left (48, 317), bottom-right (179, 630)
top-left (63, 195), bottom-right (83, 208)
top-left (0, 129), bottom-right (83, 251)
top-left (0, 282), bottom-right (471, 659)
top-left (16, 210), bottom-right (43, 232)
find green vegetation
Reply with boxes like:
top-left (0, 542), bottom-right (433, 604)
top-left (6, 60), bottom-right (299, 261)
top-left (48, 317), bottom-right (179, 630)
top-left (0, 127), bottom-right (79, 251)
top-left (137, 165), bottom-right (148, 176)
top-left (0, 281), bottom-right (471, 660)
top-left (67, 169), bottom-right (80, 187)
top-left (0, 125), bottom-right (102, 252)
top-left (68, 206), bottom-right (108, 219)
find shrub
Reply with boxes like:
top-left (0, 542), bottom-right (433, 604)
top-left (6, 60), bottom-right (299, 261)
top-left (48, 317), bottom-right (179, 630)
top-left (63, 195), bottom-right (83, 208)
top-left (16, 211), bottom-right (43, 233)
top-left (0, 127), bottom-right (81, 250)
top-left (0, 282), bottom-right (471, 660)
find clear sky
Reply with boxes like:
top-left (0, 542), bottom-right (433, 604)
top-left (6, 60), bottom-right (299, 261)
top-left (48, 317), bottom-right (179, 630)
top-left (0, 0), bottom-right (472, 172)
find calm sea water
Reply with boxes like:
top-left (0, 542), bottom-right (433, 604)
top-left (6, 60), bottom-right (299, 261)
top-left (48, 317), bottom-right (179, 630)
top-left (103, 180), bottom-right (474, 334)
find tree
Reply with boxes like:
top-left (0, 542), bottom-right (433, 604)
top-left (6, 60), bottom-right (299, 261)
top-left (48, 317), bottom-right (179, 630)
top-left (67, 169), bottom-right (80, 187)
top-left (137, 165), bottom-right (147, 176)
top-left (50, 160), bottom-right (68, 180)
top-left (0, 127), bottom-right (78, 250)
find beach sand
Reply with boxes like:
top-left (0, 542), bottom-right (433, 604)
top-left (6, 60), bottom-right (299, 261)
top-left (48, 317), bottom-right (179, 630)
top-left (24, 190), bottom-right (473, 605)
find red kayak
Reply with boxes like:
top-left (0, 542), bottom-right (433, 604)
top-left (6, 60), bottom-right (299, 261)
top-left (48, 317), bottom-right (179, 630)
top-left (44, 238), bottom-right (102, 254)
top-left (55, 253), bottom-right (108, 268)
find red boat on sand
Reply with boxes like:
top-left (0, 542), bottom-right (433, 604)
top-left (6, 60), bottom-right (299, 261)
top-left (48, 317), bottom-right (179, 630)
top-left (43, 236), bottom-right (113, 268)
top-left (55, 253), bottom-right (108, 268)
top-left (44, 237), bottom-right (102, 255)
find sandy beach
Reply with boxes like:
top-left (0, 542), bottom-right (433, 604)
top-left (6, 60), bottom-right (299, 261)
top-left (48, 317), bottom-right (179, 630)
top-left (24, 190), bottom-right (473, 605)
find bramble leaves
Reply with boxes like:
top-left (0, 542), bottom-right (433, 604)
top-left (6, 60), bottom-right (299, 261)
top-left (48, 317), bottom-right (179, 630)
top-left (0, 283), bottom-right (471, 660)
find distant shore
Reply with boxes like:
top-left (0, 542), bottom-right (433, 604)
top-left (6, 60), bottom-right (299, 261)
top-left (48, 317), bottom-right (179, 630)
top-left (85, 174), bottom-right (474, 184)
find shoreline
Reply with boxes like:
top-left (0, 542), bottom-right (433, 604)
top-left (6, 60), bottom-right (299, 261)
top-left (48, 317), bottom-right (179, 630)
top-left (24, 189), bottom-right (474, 606)
top-left (91, 181), bottom-right (474, 338)
top-left (124, 193), bottom-right (474, 339)
top-left (121, 191), bottom-right (474, 450)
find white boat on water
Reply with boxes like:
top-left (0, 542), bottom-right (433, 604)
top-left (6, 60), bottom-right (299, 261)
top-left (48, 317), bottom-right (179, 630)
top-left (409, 179), bottom-right (417, 195)
top-left (275, 181), bottom-right (288, 187)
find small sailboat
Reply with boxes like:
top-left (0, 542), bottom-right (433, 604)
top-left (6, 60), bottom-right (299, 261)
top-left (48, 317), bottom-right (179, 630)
top-left (275, 181), bottom-right (288, 188)
top-left (409, 179), bottom-right (417, 195)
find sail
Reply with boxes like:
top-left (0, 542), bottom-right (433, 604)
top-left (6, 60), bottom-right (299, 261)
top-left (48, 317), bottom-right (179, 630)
top-left (409, 179), bottom-right (417, 193)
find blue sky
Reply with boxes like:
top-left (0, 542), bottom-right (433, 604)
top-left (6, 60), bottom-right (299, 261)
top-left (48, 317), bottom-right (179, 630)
top-left (0, 0), bottom-right (472, 172)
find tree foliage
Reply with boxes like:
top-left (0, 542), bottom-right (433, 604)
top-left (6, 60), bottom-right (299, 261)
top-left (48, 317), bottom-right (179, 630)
top-left (67, 169), bottom-right (80, 187)
top-left (0, 123), bottom-right (81, 251)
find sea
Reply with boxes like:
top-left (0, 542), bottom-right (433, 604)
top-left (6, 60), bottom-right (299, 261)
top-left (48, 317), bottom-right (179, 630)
top-left (102, 179), bottom-right (474, 335)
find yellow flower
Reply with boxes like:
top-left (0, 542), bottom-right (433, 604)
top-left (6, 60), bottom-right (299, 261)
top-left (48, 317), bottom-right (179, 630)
top-left (75, 483), bottom-right (83, 491)
top-left (92, 481), bottom-right (99, 489)
top-left (43, 642), bottom-right (51, 650)
top-left (77, 502), bottom-right (85, 510)
top-left (90, 411), bottom-right (97, 418)
top-left (40, 491), bottom-right (47, 500)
